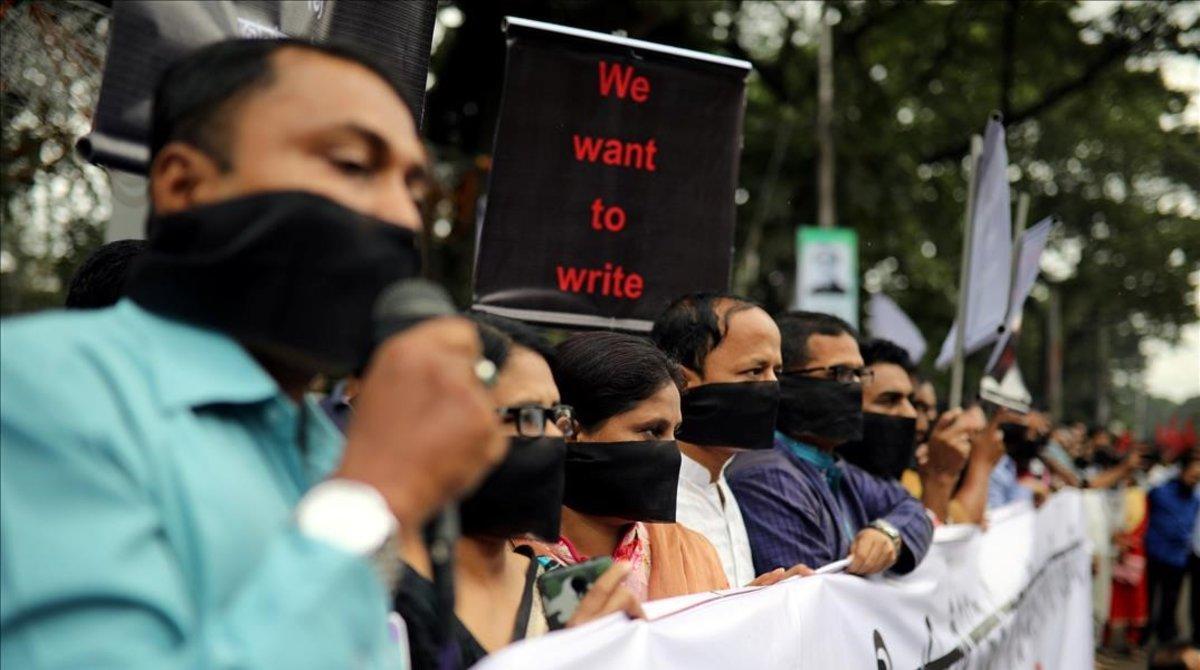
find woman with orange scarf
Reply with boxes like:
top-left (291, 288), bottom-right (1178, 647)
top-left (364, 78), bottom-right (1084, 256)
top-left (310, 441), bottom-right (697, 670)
top-left (528, 332), bottom-right (729, 600)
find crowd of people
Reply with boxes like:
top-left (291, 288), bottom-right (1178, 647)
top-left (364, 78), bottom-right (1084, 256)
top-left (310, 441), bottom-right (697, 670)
top-left (2, 36), bottom-right (1198, 670)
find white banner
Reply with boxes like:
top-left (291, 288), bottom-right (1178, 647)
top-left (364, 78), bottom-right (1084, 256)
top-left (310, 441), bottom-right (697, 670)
top-left (478, 491), bottom-right (1093, 670)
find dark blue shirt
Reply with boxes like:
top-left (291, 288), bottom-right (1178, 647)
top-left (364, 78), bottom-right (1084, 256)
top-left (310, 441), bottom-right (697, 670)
top-left (1146, 478), bottom-right (1200, 567)
top-left (726, 432), bottom-right (933, 575)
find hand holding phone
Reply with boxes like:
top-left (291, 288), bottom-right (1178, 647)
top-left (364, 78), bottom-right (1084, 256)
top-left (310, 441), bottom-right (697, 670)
top-left (537, 558), bottom-right (645, 630)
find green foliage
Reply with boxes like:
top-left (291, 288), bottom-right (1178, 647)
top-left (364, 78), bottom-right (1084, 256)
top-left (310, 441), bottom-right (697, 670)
top-left (422, 0), bottom-right (1199, 426)
top-left (1, 0), bottom-right (1195, 429)
top-left (1, 1), bottom-right (111, 314)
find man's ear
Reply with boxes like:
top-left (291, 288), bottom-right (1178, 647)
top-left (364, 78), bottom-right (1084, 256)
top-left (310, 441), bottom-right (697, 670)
top-left (679, 366), bottom-right (702, 390)
top-left (148, 142), bottom-right (227, 216)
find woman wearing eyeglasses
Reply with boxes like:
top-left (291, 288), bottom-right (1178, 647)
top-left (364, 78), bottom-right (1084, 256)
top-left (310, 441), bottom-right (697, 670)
top-left (524, 331), bottom-right (729, 600)
top-left (394, 317), bottom-right (642, 670)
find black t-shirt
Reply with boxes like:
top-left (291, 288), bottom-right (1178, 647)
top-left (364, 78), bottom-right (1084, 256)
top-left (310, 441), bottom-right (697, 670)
top-left (393, 548), bottom-right (541, 670)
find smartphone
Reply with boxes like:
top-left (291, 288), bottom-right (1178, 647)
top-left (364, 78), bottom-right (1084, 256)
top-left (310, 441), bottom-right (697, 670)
top-left (537, 556), bottom-right (613, 631)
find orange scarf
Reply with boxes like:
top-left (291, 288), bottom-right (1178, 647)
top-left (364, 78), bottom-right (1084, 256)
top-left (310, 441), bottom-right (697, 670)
top-left (522, 522), bottom-right (729, 601)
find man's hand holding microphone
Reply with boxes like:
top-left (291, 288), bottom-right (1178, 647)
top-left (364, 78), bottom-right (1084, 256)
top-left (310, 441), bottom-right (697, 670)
top-left (335, 316), bottom-right (506, 531)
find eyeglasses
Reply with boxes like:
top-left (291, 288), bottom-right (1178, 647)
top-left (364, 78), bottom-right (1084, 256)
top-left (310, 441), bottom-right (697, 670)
top-left (786, 365), bottom-right (874, 385)
top-left (496, 404), bottom-right (575, 437)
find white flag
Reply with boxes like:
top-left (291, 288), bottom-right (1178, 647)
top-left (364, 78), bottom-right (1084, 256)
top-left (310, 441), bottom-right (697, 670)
top-left (982, 216), bottom-right (1056, 373)
top-left (936, 117), bottom-right (1013, 370)
top-left (1004, 216), bottom-right (1054, 331)
top-left (866, 293), bottom-right (927, 363)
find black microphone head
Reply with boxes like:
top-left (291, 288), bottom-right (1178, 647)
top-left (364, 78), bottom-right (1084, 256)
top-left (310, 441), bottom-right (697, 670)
top-left (373, 278), bottom-right (457, 344)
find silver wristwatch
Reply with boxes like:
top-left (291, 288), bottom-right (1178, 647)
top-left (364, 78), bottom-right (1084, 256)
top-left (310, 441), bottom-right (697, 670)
top-left (869, 519), bottom-right (903, 554)
top-left (296, 479), bottom-right (403, 591)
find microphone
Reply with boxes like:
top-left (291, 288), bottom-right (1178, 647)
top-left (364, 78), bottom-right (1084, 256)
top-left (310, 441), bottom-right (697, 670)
top-left (373, 279), bottom-right (497, 386)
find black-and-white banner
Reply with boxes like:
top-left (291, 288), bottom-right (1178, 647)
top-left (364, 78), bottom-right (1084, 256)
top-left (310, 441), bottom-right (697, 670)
top-left (479, 492), bottom-right (1093, 669)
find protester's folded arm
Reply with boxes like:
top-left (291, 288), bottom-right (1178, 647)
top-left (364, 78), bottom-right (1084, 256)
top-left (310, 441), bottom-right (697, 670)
top-left (0, 405), bottom-right (395, 669)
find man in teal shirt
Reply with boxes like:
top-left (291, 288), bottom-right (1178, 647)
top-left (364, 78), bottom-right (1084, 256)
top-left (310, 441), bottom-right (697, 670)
top-left (1, 39), bottom-right (506, 668)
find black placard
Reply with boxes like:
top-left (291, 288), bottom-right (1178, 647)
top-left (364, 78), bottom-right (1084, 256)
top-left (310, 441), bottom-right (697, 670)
top-left (80, 0), bottom-right (436, 173)
top-left (472, 18), bottom-right (750, 332)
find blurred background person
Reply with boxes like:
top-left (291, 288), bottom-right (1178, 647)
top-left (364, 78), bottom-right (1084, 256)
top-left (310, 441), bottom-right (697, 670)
top-left (1105, 478), bottom-right (1150, 655)
top-left (1145, 451), bottom-right (1200, 647)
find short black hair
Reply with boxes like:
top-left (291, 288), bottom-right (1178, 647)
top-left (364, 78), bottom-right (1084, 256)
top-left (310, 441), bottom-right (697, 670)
top-left (468, 319), bottom-right (513, 371)
top-left (650, 292), bottom-right (761, 375)
top-left (151, 38), bottom-right (411, 168)
top-left (774, 311), bottom-right (859, 369)
top-left (468, 311), bottom-right (556, 367)
top-left (65, 239), bottom-right (148, 309)
top-left (553, 332), bottom-right (684, 432)
top-left (859, 338), bottom-right (915, 374)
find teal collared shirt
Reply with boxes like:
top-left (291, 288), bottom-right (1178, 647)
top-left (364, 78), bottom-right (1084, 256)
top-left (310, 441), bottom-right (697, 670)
top-left (1, 301), bottom-right (402, 669)
top-left (774, 431), bottom-right (843, 492)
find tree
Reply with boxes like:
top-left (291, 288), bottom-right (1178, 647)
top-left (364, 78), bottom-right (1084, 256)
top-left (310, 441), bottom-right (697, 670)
top-left (421, 0), bottom-right (1199, 428)
top-left (2, 0), bottom-right (1196, 430)
top-left (1, 0), bottom-right (111, 313)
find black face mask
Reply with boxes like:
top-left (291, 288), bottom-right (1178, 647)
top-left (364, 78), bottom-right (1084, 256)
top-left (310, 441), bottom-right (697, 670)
top-left (460, 436), bottom-right (565, 541)
top-left (126, 191), bottom-right (422, 375)
top-left (777, 375), bottom-right (864, 444)
top-left (1001, 422), bottom-right (1046, 462)
top-left (838, 412), bottom-right (917, 481)
top-left (676, 381), bottom-right (779, 450)
top-left (563, 440), bottom-right (680, 522)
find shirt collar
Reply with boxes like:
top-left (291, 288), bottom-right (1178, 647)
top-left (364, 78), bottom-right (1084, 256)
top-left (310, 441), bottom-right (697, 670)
top-left (775, 431), bottom-right (843, 491)
top-left (679, 451), bottom-right (718, 487)
top-left (121, 300), bottom-right (281, 409)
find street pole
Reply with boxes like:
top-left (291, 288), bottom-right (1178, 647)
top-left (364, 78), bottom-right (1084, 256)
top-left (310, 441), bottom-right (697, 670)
top-left (949, 135), bottom-right (985, 409)
top-left (1046, 286), bottom-right (1063, 421)
top-left (816, 2), bottom-right (835, 230)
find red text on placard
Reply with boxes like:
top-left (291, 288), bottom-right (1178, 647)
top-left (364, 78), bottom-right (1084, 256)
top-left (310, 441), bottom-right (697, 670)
top-left (598, 61), bottom-right (650, 102)
top-left (571, 135), bottom-right (658, 171)
top-left (555, 263), bottom-right (644, 300)
top-left (590, 198), bottom-right (626, 232)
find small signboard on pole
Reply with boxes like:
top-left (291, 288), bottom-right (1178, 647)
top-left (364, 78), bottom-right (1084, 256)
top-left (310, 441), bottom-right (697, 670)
top-left (794, 226), bottom-right (858, 328)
